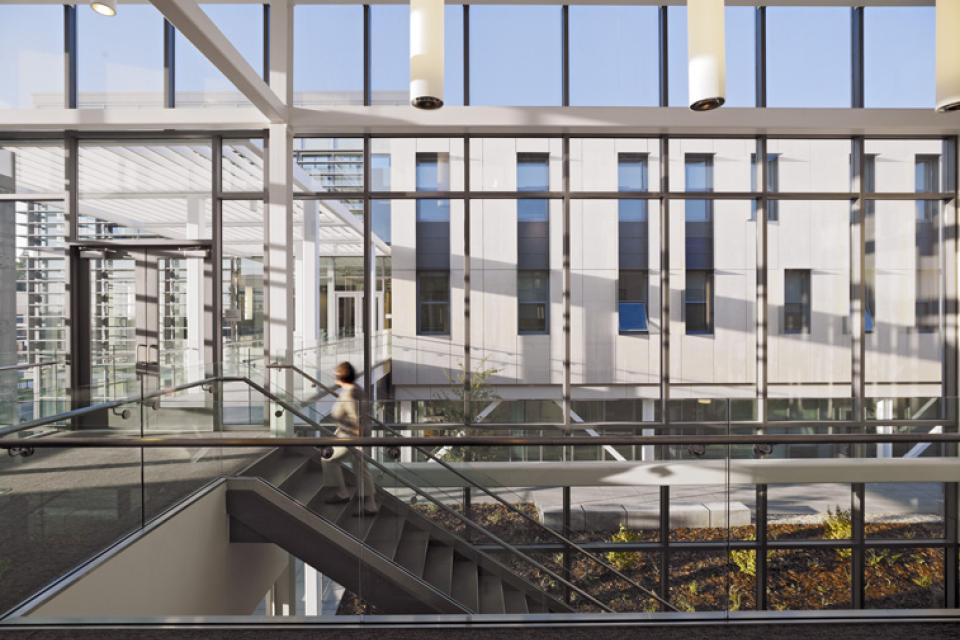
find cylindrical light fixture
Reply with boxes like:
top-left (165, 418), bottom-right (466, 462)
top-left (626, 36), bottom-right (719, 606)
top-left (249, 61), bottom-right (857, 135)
top-left (687, 0), bottom-right (725, 111)
top-left (937, 0), bottom-right (960, 111)
top-left (90, 0), bottom-right (117, 16)
top-left (410, 0), bottom-right (444, 109)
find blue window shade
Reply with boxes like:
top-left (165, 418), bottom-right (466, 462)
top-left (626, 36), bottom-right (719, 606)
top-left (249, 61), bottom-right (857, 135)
top-left (618, 154), bottom-right (648, 192)
top-left (416, 152), bottom-right (449, 191)
top-left (518, 153), bottom-right (550, 191)
top-left (619, 303), bottom-right (648, 332)
top-left (416, 199), bottom-right (450, 223)
top-left (518, 198), bottom-right (549, 222)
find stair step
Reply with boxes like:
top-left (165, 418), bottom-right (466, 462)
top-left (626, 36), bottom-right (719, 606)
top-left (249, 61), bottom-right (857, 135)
top-left (479, 573), bottom-right (506, 614)
top-left (278, 464), bottom-right (325, 506)
top-left (394, 528), bottom-right (431, 578)
top-left (450, 557), bottom-right (479, 612)
top-left (336, 502), bottom-right (379, 540)
top-left (502, 587), bottom-right (529, 614)
top-left (251, 450), bottom-right (311, 488)
top-left (364, 513), bottom-right (405, 561)
top-left (526, 594), bottom-right (548, 613)
top-left (422, 542), bottom-right (454, 595)
top-left (308, 486), bottom-right (356, 522)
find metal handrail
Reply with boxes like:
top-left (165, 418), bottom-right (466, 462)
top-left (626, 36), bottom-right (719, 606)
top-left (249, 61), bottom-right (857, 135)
top-left (265, 363), bottom-right (339, 398)
top-left (269, 364), bottom-right (674, 611)
top-left (0, 360), bottom-right (61, 373)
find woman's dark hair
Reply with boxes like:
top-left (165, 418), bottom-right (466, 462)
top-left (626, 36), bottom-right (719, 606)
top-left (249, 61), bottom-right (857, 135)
top-left (335, 361), bottom-right (356, 384)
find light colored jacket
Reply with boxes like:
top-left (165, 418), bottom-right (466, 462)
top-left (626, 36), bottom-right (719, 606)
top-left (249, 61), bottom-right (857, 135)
top-left (331, 385), bottom-right (363, 439)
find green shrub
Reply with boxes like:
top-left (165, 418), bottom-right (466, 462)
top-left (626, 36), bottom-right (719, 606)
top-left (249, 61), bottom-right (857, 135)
top-left (606, 523), bottom-right (644, 571)
top-left (824, 506), bottom-right (852, 560)
top-left (730, 549), bottom-right (756, 577)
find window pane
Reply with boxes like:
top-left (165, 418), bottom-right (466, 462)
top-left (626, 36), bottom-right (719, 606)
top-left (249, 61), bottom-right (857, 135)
top-left (0, 5), bottom-right (63, 109)
top-left (0, 143), bottom-right (65, 194)
top-left (669, 139), bottom-right (754, 192)
top-left (766, 139), bottom-right (853, 193)
top-left (294, 5), bottom-right (363, 106)
top-left (669, 6), bottom-right (755, 108)
top-left (569, 6), bottom-right (658, 107)
top-left (293, 137), bottom-right (364, 195)
top-left (222, 138), bottom-right (264, 192)
top-left (78, 5), bottom-right (164, 108)
top-left (372, 138), bottom-right (465, 192)
top-left (471, 139), bottom-right (561, 191)
top-left (470, 6), bottom-right (561, 106)
top-left (570, 139), bottom-right (661, 193)
top-left (175, 4), bottom-right (262, 108)
top-left (784, 269), bottom-right (811, 334)
top-left (865, 7), bottom-right (935, 109)
top-left (767, 8), bottom-right (851, 108)
top-left (864, 139), bottom-right (949, 193)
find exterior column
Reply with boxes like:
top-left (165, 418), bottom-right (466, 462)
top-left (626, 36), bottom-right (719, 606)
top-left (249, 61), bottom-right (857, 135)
top-left (266, 123), bottom-right (295, 435)
top-left (298, 200), bottom-right (321, 354)
top-left (266, 0), bottom-right (294, 433)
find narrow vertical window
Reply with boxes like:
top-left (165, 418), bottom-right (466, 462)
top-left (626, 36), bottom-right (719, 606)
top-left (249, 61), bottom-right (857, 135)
top-left (517, 153), bottom-right (550, 334)
top-left (915, 154), bottom-right (940, 333)
top-left (750, 152), bottom-right (780, 221)
top-left (685, 154), bottom-right (714, 334)
top-left (784, 269), bottom-right (812, 334)
top-left (416, 152), bottom-right (450, 335)
top-left (618, 153), bottom-right (649, 332)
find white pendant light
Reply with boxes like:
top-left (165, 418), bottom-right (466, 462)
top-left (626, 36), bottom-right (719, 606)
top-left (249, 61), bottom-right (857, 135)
top-left (936, 0), bottom-right (960, 111)
top-left (410, 0), bottom-right (444, 109)
top-left (90, 0), bottom-right (117, 16)
top-left (687, 0), bottom-right (725, 111)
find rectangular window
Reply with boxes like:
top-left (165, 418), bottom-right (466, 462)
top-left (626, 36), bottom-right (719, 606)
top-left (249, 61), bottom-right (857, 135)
top-left (416, 153), bottom-right (450, 335)
top-left (685, 270), bottom-right (713, 334)
top-left (518, 270), bottom-right (549, 334)
top-left (417, 271), bottom-right (449, 335)
top-left (371, 153), bottom-right (391, 192)
top-left (618, 153), bottom-right (649, 333)
top-left (784, 269), bottom-right (812, 334)
top-left (916, 155), bottom-right (940, 332)
top-left (618, 270), bottom-right (648, 333)
top-left (518, 154), bottom-right (550, 334)
top-left (750, 153), bottom-right (780, 221)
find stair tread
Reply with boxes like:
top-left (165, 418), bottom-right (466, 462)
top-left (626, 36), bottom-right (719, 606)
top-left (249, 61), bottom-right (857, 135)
top-left (365, 513), bottom-right (405, 561)
top-left (526, 594), bottom-right (548, 613)
top-left (502, 587), bottom-right (529, 614)
top-left (251, 450), bottom-right (311, 488)
top-left (394, 528), bottom-right (431, 578)
top-left (279, 464), bottom-right (325, 505)
top-left (422, 543), bottom-right (455, 595)
top-left (450, 557), bottom-right (479, 612)
top-left (479, 573), bottom-right (506, 614)
top-left (336, 500), bottom-right (379, 540)
top-left (308, 486), bottom-right (357, 522)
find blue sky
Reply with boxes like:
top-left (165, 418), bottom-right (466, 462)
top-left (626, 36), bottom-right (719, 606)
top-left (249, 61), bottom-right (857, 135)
top-left (0, 3), bottom-right (939, 109)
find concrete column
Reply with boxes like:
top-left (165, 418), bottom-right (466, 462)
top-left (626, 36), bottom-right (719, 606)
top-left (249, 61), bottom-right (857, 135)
top-left (185, 197), bottom-right (205, 378)
top-left (400, 400), bottom-right (413, 462)
top-left (303, 562), bottom-right (319, 616)
top-left (298, 200), bottom-right (321, 353)
top-left (266, 124), bottom-right (295, 434)
top-left (266, 0), bottom-right (294, 433)
top-left (271, 555), bottom-right (297, 617)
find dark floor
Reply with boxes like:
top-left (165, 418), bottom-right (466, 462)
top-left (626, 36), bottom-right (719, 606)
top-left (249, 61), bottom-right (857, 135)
top-left (1, 620), bottom-right (960, 640)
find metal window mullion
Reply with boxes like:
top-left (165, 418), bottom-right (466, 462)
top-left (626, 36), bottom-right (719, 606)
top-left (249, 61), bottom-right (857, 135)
top-left (64, 5), bottom-right (77, 109)
top-left (852, 137), bottom-right (866, 437)
top-left (463, 5), bottom-right (470, 106)
top-left (941, 137), bottom-right (958, 429)
top-left (212, 136), bottom-right (224, 431)
top-left (757, 136), bottom-right (768, 426)
top-left (562, 138), bottom-right (572, 430)
top-left (852, 7), bottom-right (865, 109)
top-left (163, 20), bottom-right (176, 109)
top-left (562, 5), bottom-right (569, 108)
top-left (463, 137), bottom-right (471, 426)
top-left (756, 483), bottom-right (768, 610)
top-left (660, 136), bottom-right (670, 427)
top-left (363, 5), bottom-right (371, 107)
top-left (263, 3), bottom-right (271, 83)
top-left (946, 482), bottom-right (959, 608)
top-left (658, 6), bottom-right (668, 108)
top-left (755, 6), bottom-right (766, 109)
top-left (852, 482), bottom-right (866, 609)
top-left (363, 136), bottom-right (372, 393)
top-left (659, 485), bottom-right (670, 608)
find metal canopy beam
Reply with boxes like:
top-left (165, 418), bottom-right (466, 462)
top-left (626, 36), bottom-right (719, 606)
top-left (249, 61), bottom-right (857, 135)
top-left (148, 0), bottom-right (287, 122)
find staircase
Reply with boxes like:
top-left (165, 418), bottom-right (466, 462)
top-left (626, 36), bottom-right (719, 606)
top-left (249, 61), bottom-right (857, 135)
top-left (227, 448), bottom-right (572, 615)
